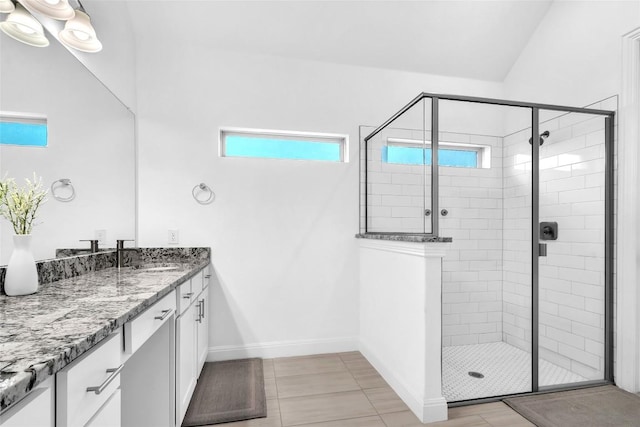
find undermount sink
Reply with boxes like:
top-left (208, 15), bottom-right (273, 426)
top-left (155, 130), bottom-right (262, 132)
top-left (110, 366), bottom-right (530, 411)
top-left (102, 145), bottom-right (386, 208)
top-left (124, 263), bottom-right (183, 272)
top-left (140, 266), bottom-right (181, 272)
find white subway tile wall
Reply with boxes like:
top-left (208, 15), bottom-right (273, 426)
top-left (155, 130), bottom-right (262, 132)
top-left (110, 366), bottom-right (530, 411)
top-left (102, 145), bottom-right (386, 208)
top-left (441, 134), bottom-right (504, 346)
top-left (501, 127), bottom-right (534, 354)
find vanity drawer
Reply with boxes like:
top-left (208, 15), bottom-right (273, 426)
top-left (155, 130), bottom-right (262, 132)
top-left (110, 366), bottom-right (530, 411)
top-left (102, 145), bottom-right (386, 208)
top-left (124, 290), bottom-right (176, 354)
top-left (191, 270), bottom-right (204, 295)
top-left (202, 266), bottom-right (211, 289)
top-left (57, 332), bottom-right (122, 427)
top-left (177, 280), bottom-right (193, 315)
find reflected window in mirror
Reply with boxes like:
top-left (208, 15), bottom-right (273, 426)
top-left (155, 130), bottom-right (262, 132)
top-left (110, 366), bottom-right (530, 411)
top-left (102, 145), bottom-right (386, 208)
top-left (0, 114), bottom-right (47, 147)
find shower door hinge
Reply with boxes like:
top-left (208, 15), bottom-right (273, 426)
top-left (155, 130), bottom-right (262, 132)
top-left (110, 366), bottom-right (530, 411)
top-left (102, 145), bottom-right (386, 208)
top-left (539, 243), bottom-right (547, 257)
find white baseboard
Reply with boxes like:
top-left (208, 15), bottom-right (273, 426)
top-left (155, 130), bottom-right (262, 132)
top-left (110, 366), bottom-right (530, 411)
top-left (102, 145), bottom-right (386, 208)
top-left (359, 340), bottom-right (448, 423)
top-left (207, 337), bottom-right (358, 361)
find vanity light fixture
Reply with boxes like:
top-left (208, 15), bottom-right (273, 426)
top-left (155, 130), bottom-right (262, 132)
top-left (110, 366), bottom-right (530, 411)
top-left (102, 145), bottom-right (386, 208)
top-left (19, 0), bottom-right (74, 20)
top-left (0, 0), bottom-right (15, 14)
top-left (58, 0), bottom-right (101, 53)
top-left (0, 2), bottom-right (49, 47)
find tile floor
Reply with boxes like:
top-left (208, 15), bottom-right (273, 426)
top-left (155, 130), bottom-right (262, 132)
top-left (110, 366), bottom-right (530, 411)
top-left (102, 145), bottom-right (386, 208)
top-left (215, 352), bottom-right (535, 427)
top-left (443, 342), bottom-right (588, 402)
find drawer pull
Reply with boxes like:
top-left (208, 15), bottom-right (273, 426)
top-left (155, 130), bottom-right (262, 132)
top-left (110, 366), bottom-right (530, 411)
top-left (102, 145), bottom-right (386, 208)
top-left (182, 292), bottom-right (194, 299)
top-left (204, 275), bottom-right (211, 279)
top-left (86, 364), bottom-right (124, 395)
top-left (154, 309), bottom-right (172, 321)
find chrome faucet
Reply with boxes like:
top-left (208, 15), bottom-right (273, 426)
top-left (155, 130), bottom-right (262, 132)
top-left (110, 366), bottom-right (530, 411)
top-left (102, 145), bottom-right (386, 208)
top-left (116, 239), bottom-right (136, 268)
top-left (80, 239), bottom-right (100, 253)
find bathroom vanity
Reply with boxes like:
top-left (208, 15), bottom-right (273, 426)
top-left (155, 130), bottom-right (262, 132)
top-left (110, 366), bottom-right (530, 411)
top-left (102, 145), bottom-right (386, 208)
top-left (0, 248), bottom-right (211, 427)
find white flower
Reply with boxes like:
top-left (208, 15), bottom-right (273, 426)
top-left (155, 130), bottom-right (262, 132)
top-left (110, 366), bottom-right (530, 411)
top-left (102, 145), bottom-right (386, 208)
top-left (0, 173), bottom-right (48, 235)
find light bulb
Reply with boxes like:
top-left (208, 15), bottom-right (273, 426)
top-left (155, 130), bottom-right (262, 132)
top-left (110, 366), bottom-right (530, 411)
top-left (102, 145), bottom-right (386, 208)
top-left (71, 29), bottom-right (89, 41)
top-left (0, 3), bottom-right (49, 47)
top-left (59, 9), bottom-right (101, 52)
top-left (20, 0), bottom-right (74, 20)
top-left (14, 22), bottom-right (36, 35)
top-left (0, 0), bottom-right (15, 13)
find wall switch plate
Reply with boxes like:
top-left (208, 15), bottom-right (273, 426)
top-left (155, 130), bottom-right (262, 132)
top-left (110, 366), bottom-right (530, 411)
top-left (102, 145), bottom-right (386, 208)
top-left (95, 229), bottom-right (107, 245)
top-left (168, 229), bottom-right (179, 245)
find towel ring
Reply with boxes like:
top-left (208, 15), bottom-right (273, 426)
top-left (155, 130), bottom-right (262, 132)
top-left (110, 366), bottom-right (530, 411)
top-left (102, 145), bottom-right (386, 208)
top-left (51, 179), bottom-right (75, 202)
top-left (192, 183), bottom-right (215, 205)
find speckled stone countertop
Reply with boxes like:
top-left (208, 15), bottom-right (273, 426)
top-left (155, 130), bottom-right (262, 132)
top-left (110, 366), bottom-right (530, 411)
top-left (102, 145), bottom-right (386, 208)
top-left (0, 257), bottom-right (209, 413)
top-left (355, 233), bottom-right (453, 243)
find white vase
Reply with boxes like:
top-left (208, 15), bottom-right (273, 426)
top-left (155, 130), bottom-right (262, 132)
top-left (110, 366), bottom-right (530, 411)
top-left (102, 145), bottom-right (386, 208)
top-left (4, 234), bottom-right (38, 296)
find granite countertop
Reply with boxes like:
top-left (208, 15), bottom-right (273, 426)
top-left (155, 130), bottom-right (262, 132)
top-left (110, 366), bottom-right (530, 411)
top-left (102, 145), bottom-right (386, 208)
top-left (355, 233), bottom-right (453, 243)
top-left (0, 260), bottom-right (208, 412)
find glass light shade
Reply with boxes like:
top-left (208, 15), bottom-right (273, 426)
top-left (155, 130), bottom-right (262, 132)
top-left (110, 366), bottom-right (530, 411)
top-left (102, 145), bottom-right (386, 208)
top-left (19, 0), bottom-right (74, 20)
top-left (58, 9), bottom-right (101, 52)
top-left (0, 0), bottom-right (15, 14)
top-left (0, 3), bottom-right (49, 47)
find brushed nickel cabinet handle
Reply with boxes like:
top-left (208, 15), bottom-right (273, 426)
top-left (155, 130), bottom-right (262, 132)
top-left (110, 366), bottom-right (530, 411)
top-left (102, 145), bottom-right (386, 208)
top-left (182, 292), bottom-right (194, 299)
top-left (86, 364), bottom-right (124, 395)
top-left (195, 302), bottom-right (202, 323)
top-left (154, 309), bottom-right (172, 321)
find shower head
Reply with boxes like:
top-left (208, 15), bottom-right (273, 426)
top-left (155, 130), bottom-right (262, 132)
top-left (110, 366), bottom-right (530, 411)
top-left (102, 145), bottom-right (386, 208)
top-left (529, 130), bottom-right (550, 146)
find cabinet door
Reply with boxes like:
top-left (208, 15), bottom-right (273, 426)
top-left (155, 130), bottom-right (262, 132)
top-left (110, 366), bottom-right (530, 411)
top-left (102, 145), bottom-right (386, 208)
top-left (0, 378), bottom-right (54, 427)
top-left (176, 303), bottom-right (197, 425)
top-left (196, 288), bottom-right (209, 374)
top-left (85, 389), bottom-right (121, 427)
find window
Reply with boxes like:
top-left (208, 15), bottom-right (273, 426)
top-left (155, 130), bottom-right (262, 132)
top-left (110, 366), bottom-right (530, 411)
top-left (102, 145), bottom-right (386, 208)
top-left (220, 128), bottom-right (348, 162)
top-left (0, 114), bottom-right (47, 147)
top-left (383, 138), bottom-right (490, 168)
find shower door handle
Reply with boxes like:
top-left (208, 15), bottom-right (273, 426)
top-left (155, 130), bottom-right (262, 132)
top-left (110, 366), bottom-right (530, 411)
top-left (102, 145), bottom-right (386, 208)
top-left (539, 243), bottom-right (547, 257)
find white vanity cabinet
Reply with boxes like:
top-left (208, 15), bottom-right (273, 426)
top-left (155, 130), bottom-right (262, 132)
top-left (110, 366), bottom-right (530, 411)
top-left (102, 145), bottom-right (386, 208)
top-left (177, 300), bottom-right (198, 424)
top-left (0, 265), bottom-right (210, 427)
top-left (176, 267), bottom-right (210, 426)
top-left (85, 390), bottom-right (121, 427)
top-left (197, 270), bottom-right (211, 373)
top-left (121, 290), bottom-right (177, 427)
top-left (0, 377), bottom-right (54, 427)
top-left (56, 331), bottom-right (123, 427)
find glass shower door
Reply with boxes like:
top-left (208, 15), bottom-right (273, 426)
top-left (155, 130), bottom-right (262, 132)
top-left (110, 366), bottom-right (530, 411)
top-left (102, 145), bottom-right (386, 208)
top-left (536, 109), bottom-right (611, 388)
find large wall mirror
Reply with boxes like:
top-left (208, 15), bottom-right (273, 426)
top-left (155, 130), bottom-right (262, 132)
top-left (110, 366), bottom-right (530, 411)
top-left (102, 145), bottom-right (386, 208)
top-left (0, 23), bottom-right (135, 264)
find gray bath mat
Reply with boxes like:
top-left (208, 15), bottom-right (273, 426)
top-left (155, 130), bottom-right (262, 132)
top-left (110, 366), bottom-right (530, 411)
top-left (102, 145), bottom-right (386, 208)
top-left (182, 358), bottom-right (266, 426)
top-left (504, 385), bottom-right (640, 427)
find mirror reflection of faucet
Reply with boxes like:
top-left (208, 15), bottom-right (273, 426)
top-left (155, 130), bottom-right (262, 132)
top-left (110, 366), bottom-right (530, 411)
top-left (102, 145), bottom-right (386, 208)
top-left (79, 239), bottom-right (100, 253)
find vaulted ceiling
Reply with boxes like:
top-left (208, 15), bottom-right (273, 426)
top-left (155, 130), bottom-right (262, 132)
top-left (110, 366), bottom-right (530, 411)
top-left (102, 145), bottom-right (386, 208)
top-left (123, 0), bottom-right (553, 82)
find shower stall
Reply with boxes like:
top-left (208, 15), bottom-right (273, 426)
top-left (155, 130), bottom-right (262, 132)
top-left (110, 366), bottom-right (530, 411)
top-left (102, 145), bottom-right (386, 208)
top-left (359, 93), bottom-right (615, 404)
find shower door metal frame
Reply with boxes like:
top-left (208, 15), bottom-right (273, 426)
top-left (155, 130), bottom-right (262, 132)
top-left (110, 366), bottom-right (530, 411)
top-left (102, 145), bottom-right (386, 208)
top-left (363, 92), bottom-right (616, 401)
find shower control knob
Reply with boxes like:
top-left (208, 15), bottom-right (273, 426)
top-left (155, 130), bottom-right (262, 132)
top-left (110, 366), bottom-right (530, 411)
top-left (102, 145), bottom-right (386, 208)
top-left (441, 209), bottom-right (449, 216)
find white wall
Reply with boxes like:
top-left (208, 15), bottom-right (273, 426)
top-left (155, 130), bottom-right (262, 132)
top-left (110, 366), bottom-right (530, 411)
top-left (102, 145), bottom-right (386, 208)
top-left (504, 1), bottom-right (639, 107)
top-left (359, 240), bottom-right (447, 423)
top-left (134, 40), bottom-right (503, 358)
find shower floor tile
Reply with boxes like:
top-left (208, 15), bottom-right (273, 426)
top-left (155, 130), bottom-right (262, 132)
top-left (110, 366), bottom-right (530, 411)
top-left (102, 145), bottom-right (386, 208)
top-left (443, 342), bottom-right (587, 402)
